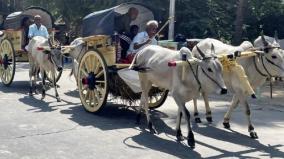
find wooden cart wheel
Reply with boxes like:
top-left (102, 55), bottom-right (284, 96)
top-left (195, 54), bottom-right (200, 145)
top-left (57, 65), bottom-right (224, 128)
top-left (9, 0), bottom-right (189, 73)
top-left (77, 50), bottom-right (109, 113)
top-left (148, 89), bottom-right (169, 109)
top-left (0, 39), bottom-right (16, 86)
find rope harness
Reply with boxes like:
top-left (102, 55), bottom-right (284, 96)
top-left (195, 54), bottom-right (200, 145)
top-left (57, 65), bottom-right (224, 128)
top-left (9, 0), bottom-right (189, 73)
top-left (186, 58), bottom-right (225, 92)
top-left (252, 46), bottom-right (282, 98)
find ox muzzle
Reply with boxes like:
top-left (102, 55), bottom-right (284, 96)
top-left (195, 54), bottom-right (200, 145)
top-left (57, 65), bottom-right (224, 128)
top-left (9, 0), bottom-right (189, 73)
top-left (220, 88), bottom-right (228, 95)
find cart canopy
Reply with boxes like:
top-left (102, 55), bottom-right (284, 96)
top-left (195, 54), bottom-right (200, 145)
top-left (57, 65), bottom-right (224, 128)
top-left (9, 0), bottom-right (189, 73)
top-left (82, 3), bottom-right (154, 37)
top-left (3, 7), bottom-right (54, 30)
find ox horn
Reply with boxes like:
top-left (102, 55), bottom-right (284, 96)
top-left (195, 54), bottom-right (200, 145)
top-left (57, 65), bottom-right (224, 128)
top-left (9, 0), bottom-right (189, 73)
top-left (196, 45), bottom-right (206, 59)
top-left (261, 31), bottom-right (269, 47)
top-left (211, 43), bottom-right (215, 55)
top-left (274, 30), bottom-right (279, 43)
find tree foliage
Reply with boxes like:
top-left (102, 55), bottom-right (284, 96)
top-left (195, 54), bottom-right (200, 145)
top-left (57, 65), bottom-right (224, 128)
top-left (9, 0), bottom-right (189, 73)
top-left (2, 0), bottom-right (283, 42)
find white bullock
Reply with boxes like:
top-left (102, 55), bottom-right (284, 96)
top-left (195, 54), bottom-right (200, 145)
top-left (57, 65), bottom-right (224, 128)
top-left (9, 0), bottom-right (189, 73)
top-left (192, 34), bottom-right (284, 139)
top-left (133, 45), bottom-right (227, 148)
top-left (28, 36), bottom-right (63, 102)
top-left (192, 38), bottom-right (255, 123)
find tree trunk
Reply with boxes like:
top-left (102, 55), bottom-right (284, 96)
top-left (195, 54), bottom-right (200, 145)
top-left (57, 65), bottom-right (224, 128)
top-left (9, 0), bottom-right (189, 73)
top-left (232, 0), bottom-right (248, 45)
top-left (15, 0), bottom-right (23, 10)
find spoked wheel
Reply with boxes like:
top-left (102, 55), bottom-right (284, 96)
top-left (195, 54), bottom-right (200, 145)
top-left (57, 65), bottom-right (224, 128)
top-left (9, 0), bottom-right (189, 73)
top-left (0, 39), bottom-right (16, 86)
top-left (148, 88), bottom-right (169, 109)
top-left (77, 50), bottom-right (109, 113)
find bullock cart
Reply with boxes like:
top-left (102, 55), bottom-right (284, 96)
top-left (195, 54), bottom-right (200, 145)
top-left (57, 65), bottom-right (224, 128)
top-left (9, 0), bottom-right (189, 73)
top-left (0, 7), bottom-right (62, 86)
top-left (73, 3), bottom-right (169, 113)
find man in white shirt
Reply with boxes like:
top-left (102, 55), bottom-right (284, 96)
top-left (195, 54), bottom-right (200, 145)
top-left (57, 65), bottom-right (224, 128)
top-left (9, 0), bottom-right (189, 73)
top-left (28, 15), bottom-right (49, 39)
top-left (127, 20), bottom-right (159, 58)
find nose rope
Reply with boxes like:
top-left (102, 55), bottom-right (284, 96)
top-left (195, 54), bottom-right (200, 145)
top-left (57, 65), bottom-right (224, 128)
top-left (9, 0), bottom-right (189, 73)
top-left (200, 65), bottom-right (225, 90)
top-left (186, 59), bottom-right (225, 91)
top-left (50, 54), bottom-right (61, 70)
top-left (265, 57), bottom-right (284, 72)
top-left (186, 60), bottom-right (201, 91)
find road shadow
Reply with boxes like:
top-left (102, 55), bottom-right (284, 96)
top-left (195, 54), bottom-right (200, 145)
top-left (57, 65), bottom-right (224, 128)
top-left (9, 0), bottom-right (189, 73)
top-left (18, 93), bottom-right (81, 113)
top-left (61, 103), bottom-right (201, 158)
top-left (124, 130), bottom-right (202, 159)
top-left (0, 80), bottom-right (52, 95)
top-left (64, 89), bottom-right (79, 98)
top-left (0, 81), bottom-right (30, 94)
top-left (18, 96), bottom-right (56, 112)
top-left (192, 123), bottom-right (284, 158)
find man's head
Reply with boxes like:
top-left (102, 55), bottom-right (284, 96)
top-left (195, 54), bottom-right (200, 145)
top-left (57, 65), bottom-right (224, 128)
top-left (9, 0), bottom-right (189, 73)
top-left (128, 7), bottom-right (139, 21)
top-left (130, 25), bottom-right (139, 36)
top-left (34, 15), bottom-right (41, 26)
top-left (146, 20), bottom-right (158, 38)
top-left (22, 17), bottom-right (30, 27)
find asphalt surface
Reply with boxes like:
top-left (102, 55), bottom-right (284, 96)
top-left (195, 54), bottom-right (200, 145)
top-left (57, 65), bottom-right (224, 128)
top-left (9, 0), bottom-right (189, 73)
top-left (0, 63), bottom-right (283, 159)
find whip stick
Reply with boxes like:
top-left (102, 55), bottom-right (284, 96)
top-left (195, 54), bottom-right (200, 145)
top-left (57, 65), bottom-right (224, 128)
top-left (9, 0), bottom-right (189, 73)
top-left (153, 16), bottom-right (175, 39)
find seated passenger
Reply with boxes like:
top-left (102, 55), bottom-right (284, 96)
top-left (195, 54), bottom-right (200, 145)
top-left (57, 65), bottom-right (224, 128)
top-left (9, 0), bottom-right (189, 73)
top-left (125, 20), bottom-right (158, 62)
top-left (120, 25), bottom-right (139, 59)
top-left (21, 17), bottom-right (31, 50)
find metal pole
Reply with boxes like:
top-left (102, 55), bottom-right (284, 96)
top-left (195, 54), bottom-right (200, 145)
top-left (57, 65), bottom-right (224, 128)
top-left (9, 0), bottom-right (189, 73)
top-left (168, 0), bottom-right (175, 40)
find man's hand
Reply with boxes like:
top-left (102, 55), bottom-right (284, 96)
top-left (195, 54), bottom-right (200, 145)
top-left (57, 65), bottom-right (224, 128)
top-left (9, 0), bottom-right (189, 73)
top-left (145, 38), bottom-right (152, 44)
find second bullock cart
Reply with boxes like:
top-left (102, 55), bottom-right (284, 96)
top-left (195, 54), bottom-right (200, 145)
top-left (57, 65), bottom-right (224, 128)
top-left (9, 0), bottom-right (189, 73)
top-left (0, 7), bottom-right (62, 86)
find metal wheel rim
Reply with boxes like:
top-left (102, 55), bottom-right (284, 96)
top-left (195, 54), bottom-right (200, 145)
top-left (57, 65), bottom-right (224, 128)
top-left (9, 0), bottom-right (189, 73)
top-left (0, 39), bottom-right (15, 86)
top-left (77, 50), bottom-right (109, 112)
top-left (148, 89), bottom-right (168, 109)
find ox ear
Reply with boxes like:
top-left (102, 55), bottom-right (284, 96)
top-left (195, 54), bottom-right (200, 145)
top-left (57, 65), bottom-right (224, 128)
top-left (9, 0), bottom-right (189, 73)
top-left (196, 45), bottom-right (206, 59)
top-left (261, 31), bottom-right (269, 47)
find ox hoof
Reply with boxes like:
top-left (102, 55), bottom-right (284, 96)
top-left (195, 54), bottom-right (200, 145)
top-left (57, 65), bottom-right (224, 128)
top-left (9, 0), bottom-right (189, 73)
top-left (177, 135), bottom-right (185, 141)
top-left (34, 89), bottom-right (39, 95)
top-left (195, 117), bottom-right (202, 123)
top-left (206, 117), bottom-right (213, 123)
top-left (187, 132), bottom-right (195, 149)
top-left (41, 94), bottom-right (46, 100)
top-left (56, 97), bottom-right (61, 102)
top-left (176, 129), bottom-right (184, 141)
top-left (250, 131), bottom-right (258, 139)
top-left (148, 122), bottom-right (157, 134)
top-left (149, 127), bottom-right (157, 134)
top-left (251, 94), bottom-right (257, 99)
top-left (223, 122), bottom-right (230, 129)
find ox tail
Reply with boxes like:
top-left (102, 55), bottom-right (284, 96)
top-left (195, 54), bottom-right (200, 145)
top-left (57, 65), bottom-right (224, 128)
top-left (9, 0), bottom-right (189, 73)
top-left (69, 68), bottom-right (74, 77)
top-left (128, 53), bottom-right (139, 70)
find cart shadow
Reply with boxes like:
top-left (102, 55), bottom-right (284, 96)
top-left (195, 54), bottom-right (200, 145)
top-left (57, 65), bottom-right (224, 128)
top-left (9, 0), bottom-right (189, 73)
top-left (60, 103), bottom-right (170, 130)
top-left (192, 123), bottom-right (284, 158)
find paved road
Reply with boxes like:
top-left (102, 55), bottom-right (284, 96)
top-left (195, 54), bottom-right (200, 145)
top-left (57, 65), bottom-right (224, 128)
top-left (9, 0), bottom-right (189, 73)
top-left (0, 63), bottom-right (284, 159)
